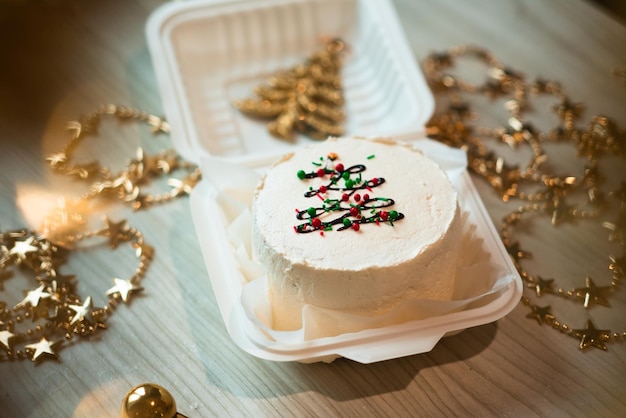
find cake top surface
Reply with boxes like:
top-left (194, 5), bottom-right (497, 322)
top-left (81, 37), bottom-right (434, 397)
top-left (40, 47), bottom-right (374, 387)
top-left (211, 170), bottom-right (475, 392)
top-left (253, 137), bottom-right (458, 270)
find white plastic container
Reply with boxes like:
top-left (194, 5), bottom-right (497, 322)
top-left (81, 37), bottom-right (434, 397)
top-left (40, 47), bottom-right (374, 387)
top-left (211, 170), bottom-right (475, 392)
top-left (146, 0), bottom-right (434, 164)
top-left (146, 0), bottom-right (523, 363)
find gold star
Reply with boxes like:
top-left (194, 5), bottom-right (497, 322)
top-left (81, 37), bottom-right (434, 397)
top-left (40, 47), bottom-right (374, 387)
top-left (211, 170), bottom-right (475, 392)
top-left (579, 115), bottom-right (621, 158)
top-left (526, 304), bottom-right (555, 325)
top-left (68, 296), bottom-right (95, 325)
top-left (581, 164), bottom-right (603, 189)
top-left (571, 320), bottom-right (610, 351)
top-left (45, 152), bottom-right (67, 169)
top-left (553, 99), bottom-right (584, 127)
top-left (168, 172), bottom-right (201, 196)
top-left (134, 147), bottom-right (164, 179)
top-left (528, 276), bottom-right (555, 297)
top-left (9, 236), bottom-right (38, 262)
top-left (608, 255), bottom-right (626, 277)
top-left (488, 158), bottom-right (520, 201)
top-left (531, 78), bottom-right (557, 94)
top-left (502, 120), bottom-right (535, 148)
top-left (30, 300), bottom-right (55, 322)
top-left (505, 240), bottom-right (532, 263)
top-left (47, 304), bottom-right (70, 328)
top-left (106, 278), bottom-right (143, 303)
top-left (574, 277), bottom-right (612, 308)
top-left (99, 217), bottom-right (130, 249)
top-left (548, 197), bottom-right (576, 226)
top-left (14, 284), bottom-right (51, 309)
top-left (25, 337), bottom-right (62, 362)
top-left (0, 329), bottom-right (16, 351)
top-left (156, 151), bottom-right (179, 173)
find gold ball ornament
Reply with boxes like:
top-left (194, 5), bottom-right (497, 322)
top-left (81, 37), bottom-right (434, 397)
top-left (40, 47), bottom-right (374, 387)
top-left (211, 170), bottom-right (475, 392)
top-left (121, 383), bottom-right (185, 418)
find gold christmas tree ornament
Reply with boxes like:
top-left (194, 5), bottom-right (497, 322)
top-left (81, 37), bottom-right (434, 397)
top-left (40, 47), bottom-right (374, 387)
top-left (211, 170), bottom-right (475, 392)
top-left (234, 38), bottom-right (346, 141)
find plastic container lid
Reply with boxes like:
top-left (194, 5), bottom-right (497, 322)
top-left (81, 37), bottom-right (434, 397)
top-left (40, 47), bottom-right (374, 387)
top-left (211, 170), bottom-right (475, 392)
top-left (146, 0), bottom-right (434, 165)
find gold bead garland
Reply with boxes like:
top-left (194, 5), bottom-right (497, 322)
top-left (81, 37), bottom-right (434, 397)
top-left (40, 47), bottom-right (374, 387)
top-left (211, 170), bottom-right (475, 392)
top-left (0, 105), bottom-right (199, 362)
top-left (423, 45), bottom-right (626, 351)
top-left (45, 104), bottom-right (201, 214)
top-left (501, 202), bottom-right (625, 350)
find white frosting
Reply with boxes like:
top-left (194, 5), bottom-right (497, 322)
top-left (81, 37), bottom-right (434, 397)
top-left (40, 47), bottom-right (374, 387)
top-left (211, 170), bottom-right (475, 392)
top-left (252, 137), bottom-right (462, 330)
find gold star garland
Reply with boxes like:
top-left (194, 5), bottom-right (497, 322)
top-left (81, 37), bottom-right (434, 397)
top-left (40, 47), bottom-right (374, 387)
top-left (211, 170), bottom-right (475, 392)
top-left (0, 105), bottom-right (199, 363)
top-left (44, 105), bottom-right (201, 215)
top-left (423, 45), bottom-right (626, 351)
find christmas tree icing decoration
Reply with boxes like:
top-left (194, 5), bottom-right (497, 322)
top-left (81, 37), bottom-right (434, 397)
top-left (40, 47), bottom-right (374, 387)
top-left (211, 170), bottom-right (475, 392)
top-left (233, 38), bottom-right (346, 141)
top-left (294, 152), bottom-right (404, 234)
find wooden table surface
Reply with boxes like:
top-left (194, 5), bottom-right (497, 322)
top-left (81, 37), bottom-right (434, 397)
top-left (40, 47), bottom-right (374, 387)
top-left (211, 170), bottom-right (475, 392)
top-left (1, 0), bottom-right (626, 416)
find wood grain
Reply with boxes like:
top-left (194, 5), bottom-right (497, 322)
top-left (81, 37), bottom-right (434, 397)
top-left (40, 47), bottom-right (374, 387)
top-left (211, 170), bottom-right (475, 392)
top-left (1, 0), bottom-right (625, 416)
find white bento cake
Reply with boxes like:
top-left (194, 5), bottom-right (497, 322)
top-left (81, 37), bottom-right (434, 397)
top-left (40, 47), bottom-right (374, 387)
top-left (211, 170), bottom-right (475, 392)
top-left (252, 136), bottom-right (462, 331)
